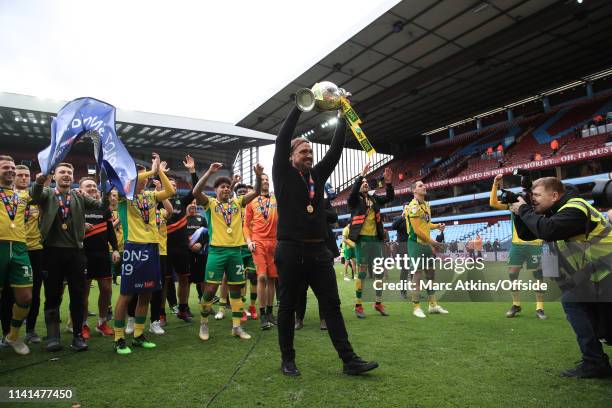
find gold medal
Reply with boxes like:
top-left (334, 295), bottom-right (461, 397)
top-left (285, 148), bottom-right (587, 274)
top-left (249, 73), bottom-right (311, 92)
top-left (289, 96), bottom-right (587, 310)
top-left (226, 227), bottom-right (233, 234)
top-left (10, 222), bottom-right (15, 229)
top-left (306, 205), bottom-right (314, 213)
top-left (61, 223), bottom-right (68, 230)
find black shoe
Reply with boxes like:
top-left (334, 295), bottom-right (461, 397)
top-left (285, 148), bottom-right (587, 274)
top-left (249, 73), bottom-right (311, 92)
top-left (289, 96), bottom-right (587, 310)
top-left (320, 320), bottom-right (327, 330)
top-left (45, 337), bottom-right (62, 352)
top-left (343, 357), bottom-right (379, 376)
top-left (294, 319), bottom-right (304, 330)
top-left (506, 305), bottom-right (522, 318)
top-left (561, 360), bottom-right (612, 378)
top-left (71, 335), bottom-right (88, 352)
top-left (260, 314), bottom-right (271, 330)
top-left (177, 311), bottom-right (193, 323)
top-left (535, 309), bottom-right (547, 320)
top-left (267, 313), bottom-right (277, 326)
top-left (281, 361), bottom-right (301, 377)
top-left (186, 308), bottom-right (194, 318)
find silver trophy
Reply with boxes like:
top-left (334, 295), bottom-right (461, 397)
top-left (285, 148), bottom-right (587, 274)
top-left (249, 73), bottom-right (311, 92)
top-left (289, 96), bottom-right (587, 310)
top-left (295, 81), bottom-right (351, 112)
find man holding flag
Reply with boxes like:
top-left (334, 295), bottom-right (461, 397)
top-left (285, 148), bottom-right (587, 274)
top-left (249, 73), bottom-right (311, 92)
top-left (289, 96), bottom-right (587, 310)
top-left (32, 163), bottom-right (111, 352)
top-left (33, 96), bottom-right (138, 352)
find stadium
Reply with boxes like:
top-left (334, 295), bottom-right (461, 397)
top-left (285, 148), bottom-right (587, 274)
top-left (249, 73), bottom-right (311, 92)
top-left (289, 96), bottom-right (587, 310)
top-left (1, 1), bottom-right (611, 407)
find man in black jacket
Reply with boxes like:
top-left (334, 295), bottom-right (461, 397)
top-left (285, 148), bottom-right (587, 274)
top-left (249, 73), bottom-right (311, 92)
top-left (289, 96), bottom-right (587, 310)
top-left (347, 162), bottom-right (394, 318)
top-left (511, 177), bottom-right (612, 378)
top-left (273, 105), bottom-right (378, 377)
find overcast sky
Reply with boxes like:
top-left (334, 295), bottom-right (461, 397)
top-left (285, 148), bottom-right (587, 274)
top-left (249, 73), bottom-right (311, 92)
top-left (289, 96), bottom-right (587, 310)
top-left (0, 0), bottom-right (399, 124)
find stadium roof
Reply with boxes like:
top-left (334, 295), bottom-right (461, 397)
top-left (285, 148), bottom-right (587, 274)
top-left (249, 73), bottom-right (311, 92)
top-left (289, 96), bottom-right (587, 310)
top-left (238, 0), bottom-right (612, 154)
top-left (0, 92), bottom-right (274, 165)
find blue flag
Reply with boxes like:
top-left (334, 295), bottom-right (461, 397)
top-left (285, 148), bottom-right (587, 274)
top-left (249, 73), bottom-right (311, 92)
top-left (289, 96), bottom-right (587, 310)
top-left (38, 97), bottom-right (137, 199)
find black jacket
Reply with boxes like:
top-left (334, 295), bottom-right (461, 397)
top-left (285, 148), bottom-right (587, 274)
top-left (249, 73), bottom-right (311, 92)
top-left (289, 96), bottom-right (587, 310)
top-left (391, 216), bottom-right (408, 242)
top-left (272, 107), bottom-right (346, 241)
top-left (514, 191), bottom-right (596, 242)
top-left (347, 176), bottom-right (394, 242)
top-left (324, 199), bottom-right (340, 257)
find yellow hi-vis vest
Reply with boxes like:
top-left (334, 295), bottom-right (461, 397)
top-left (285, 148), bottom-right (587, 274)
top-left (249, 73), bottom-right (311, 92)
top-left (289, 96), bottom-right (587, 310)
top-left (556, 198), bottom-right (612, 284)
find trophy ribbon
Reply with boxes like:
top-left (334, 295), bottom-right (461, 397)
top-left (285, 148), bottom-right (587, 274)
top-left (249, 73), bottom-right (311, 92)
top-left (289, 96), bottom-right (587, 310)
top-left (339, 97), bottom-right (376, 157)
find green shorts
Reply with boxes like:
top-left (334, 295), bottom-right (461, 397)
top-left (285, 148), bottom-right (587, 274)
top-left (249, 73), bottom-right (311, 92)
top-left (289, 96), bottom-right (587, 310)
top-left (508, 244), bottom-right (542, 270)
top-left (0, 241), bottom-right (33, 289)
top-left (241, 245), bottom-right (255, 270)
top-left (354, 235), bottom-right (381, 265)
top-left (205, 246), bottom-right (246, 285)
top-left (241, 245), bottom-right (256, 280)
top-left (343, 246), bottom-right (355, 260)
top-left (407, 240), bottom-right (435, 269)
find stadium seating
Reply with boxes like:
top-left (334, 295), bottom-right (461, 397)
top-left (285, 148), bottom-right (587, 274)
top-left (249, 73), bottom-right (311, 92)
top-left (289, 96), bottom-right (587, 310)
top-left (429, 220), bottom-right (513, 245)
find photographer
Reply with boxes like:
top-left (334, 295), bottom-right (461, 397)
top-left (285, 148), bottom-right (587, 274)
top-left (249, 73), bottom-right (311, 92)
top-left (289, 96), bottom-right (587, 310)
top-left (510, 177), bottom-right (612, 378)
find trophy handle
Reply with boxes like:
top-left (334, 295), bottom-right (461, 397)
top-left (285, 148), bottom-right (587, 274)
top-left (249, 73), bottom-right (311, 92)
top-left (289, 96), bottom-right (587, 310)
top-left (295, 88), bottom-right (315, 112)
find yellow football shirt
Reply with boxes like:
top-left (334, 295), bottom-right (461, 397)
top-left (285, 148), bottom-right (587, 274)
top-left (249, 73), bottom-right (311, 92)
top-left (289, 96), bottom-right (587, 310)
top-left (359, 209), bottom-right (377, 236)
top-left (203, 196), bottom-right (246, 247)
top-left (119, 191), bottom-right (163, 244)
top-left (0, 188), bottom-right (28, 244)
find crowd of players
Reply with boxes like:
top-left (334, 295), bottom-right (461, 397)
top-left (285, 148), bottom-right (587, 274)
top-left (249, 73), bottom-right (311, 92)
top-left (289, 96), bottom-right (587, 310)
top-left (0, 153), bottom-right (280, 355)
top-left (0, 147), bottom-right (564, 357)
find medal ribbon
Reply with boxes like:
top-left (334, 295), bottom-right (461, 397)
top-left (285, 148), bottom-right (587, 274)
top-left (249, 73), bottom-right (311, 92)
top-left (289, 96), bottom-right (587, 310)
top-left (257, 196), bottom-right (271, 219)
top-left (299, 172), bottom-right (315, 201)
top-left (54, 188), bottom-right (71, 224)
top-left (155, 208), bottom-right (161, 229)
top-left (216, 200), bottom-right (233, 227)
top-left (134, 193), bottom-right (150, 225)
top-left (0, 188), bottom-right (19, 222)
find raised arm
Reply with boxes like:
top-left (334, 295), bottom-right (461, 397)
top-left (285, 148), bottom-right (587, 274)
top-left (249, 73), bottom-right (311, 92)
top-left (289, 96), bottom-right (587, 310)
top-left (490, 175), bottom-right (509, 210)
top-left (193, 163), bottom-right (223, 206)
top-left (179, 155), bottom-right (197, 206)
top-left (348, 162), bottom-right (370, 208)
top-left (375, 167), bottom-right (394, 205)
top-left (155, 158), bottom-right (176, 202)
top-left (30, 173), bottom-right (52, 204)
top-left (272, 106), bottom-right (301, 180)
top-left (314, 117), bottom-right (346, 180)
top-left (241, 163), bottom-right (263, 206)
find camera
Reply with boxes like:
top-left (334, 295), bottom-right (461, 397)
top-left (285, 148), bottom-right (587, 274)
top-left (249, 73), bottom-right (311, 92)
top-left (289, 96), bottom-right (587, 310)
top-left (592, 179), bottom-right (612, 208)
top-left (499, 168), bottom-right (532, 204)
top-left (514, 168), bottom-right (532, 190)
top-left (499, 189), bottom-right (523, 204)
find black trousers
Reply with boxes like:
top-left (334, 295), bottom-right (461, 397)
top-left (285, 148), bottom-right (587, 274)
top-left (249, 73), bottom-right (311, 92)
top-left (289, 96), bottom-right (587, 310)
top-left (295, 282), bottom-right (323, 321)
top-left (43, 247), bottom-right (87, 336)
top-left (275, 241), bottom-right (355, 363)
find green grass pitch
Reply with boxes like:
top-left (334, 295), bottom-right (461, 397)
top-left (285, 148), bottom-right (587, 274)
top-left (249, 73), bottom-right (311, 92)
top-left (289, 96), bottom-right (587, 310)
top-left (1, 262), bottom-right (610, 407)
